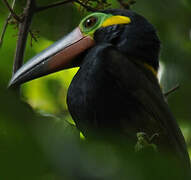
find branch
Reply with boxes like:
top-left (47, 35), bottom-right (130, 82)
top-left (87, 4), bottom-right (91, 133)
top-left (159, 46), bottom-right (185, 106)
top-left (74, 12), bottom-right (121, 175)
top-left (164, 84), bottom-right (180, 97)
top-left (0, 0), bottom-right (16, 47)
top-left (36, 0), bottom-right (75, 12)
top-left (36, 0), bottom-right (97, 13)
top-left (13, 0), bottom-right (36, 73)
top-left (117, 0), bottom-right (136, 9)
top-left (11, 0), bottom-right (36, 92)
top-left (2, 0), bottom-right (23, 22)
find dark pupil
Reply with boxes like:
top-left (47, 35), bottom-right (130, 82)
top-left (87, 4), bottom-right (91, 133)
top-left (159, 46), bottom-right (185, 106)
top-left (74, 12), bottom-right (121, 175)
top-left (84, 17), bottom-right (97, 28)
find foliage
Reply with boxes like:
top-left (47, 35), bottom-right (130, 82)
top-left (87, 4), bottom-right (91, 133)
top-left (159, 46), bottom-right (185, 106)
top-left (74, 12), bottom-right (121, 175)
top-left (0, 0), bottom-right (191, 179)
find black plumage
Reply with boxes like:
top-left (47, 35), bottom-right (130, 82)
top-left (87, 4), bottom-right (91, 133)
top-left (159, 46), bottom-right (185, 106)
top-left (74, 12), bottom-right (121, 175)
top-left (67, 44), bottom-right (190, 166)
top-left (67, 9), bottom-right (190, 172)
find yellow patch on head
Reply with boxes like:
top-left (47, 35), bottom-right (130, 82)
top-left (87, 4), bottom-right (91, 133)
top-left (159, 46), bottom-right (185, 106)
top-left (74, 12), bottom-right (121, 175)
top-left (102, 15), bottom-right (131, 27)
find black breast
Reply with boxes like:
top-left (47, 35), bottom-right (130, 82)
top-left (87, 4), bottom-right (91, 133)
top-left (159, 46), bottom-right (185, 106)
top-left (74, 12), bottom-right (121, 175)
top-left (67, 44), bottom-right (153, 140)
top-left (67, 50), bottom-right (124, 136)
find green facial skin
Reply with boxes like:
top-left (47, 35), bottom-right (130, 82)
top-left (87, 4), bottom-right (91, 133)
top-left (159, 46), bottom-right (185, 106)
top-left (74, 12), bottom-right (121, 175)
top-left (79, 12), bottom-right (112, 38)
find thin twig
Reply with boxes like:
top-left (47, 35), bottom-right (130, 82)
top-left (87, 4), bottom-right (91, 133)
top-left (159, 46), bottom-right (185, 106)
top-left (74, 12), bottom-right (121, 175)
top-left (75, 0), bottom-right (98, 12)
top-left (0, 0), bottom-right (16, 47)
top-left (164, 84), bottom-right (180, 97)
top-left (117, 0), bottom-right (136, 9)
top-left (2, 0), bottom-right (22, 22)
top-left (36, 0), bottom-right (75, 12)
top-left (29, 30), bottom-right (38, 46)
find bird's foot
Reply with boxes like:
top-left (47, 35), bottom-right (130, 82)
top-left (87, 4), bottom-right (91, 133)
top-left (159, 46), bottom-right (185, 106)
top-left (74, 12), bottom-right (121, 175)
top-left (135, 132), bottom-right (159, 153)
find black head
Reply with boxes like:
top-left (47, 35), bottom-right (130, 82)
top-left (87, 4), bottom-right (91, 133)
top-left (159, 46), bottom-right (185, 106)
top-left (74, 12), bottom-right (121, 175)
top-left (94, 9), bottom-right (160, 70)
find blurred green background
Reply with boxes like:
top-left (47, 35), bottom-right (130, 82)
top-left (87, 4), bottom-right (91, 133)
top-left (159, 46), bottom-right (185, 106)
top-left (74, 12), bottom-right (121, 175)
top-left (0, 0), bottom-right (191, 179)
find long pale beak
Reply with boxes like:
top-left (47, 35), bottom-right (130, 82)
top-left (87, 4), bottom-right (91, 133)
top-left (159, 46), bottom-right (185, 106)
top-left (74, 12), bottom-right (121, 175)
top-left (9, 27), bottom-right (95, 87)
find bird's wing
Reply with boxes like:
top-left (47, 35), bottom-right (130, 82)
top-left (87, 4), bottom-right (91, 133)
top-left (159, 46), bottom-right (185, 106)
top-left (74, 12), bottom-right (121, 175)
top-left (100, 44), bottom-right (190, 168)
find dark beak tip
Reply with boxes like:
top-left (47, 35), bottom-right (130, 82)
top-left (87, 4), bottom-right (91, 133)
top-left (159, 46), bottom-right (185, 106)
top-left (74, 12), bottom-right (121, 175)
top-left (8, 77), bottom-right (18, 89)
top-left (8, 80), bottom-right (15, 89)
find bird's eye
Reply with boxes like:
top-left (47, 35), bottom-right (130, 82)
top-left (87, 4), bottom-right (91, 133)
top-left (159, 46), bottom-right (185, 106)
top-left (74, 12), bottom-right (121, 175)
top-left (84, 16), bottom-right (98, 28)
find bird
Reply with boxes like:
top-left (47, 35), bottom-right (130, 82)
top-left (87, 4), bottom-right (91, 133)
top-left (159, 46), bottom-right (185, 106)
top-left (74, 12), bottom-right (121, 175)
top-left (9, 9), bottom-right (190, 174)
